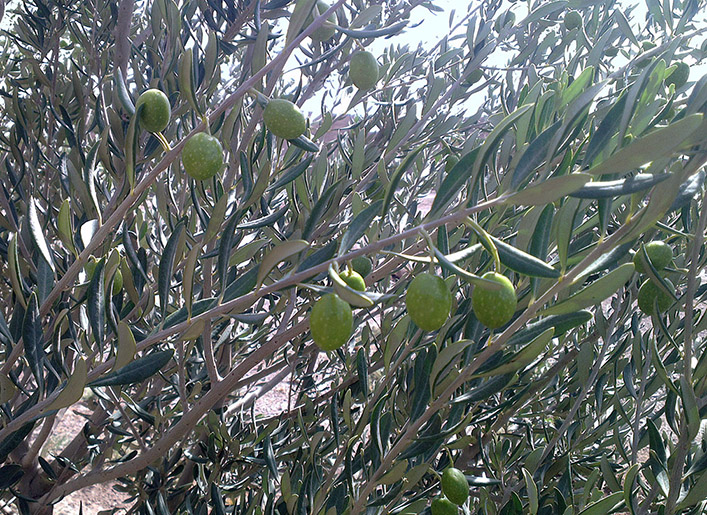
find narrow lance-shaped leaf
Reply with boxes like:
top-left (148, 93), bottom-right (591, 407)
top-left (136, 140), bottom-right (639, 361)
top-left (680, 376), bottom-right (701, 441)
top-left (23, 292), bottom-right (44, 393)
top-left (356, 348), bottom-right (369, 397)
top-left (8, 234), bottom-right (25, 307)
top-left (0, 422), bottom-right (36, 464)
top-left (57, 198), bottom-right (75, 253)
top-left (675, 469), bottom-right (707, 511)
top-left (223, 267), bottom-right (259, 303)
top-left (430, 147), bottom-right (481, 217)
top-left (488, 235), bottom-right (560, 278)
top-left (87, 258), bottom-right (105, 346)
top-left (251, 22), bottom-right (269, 89)
top-left (0, 465), bottom-right (23, 490)
top-left (466, 218), bottom-right (501, 271)
top-left (620, 167), bottom-right (691, 244)
top-left (519, 1), bottom-right (569, 25)
top-left (158, 218), bottom-right (186, 318)
top-left (548, 82), bottom-right (606, 167)
top-left (115, 322), bottom-right (137, 371)
top-left (257, 240), bottom-right (310, 286)
top-left (577, 492), bottom-right (624, 515)
top-left (670, 170), bottom-right (705, 212)
top-left (237, 204), bottom-right (289, 229)
top-left (382, 144), bottom-right (425, 217)
top-left (285, 0), bottom-right (317, 47)
top-left (379, 460), bottom-right (409, 485)
top-left (512, 119), bottom-right (563, 188)
top-left (432, 247), bottom-right (502, 289)
top-left (242, 161), bottom-right (272, 210)
top-left (303, 179), bottom-right (341, 241)
top-left (266, 155), bottom-right (313, 193)
top-left (560, 67), bottom-right (595, 107)
top-left (584, 92), bottom-right (628, 166)
top-left (204, 193), bottom-right (230, 243)
top-left (178, 48), bottom-right (200, 116)
top-left (586, 113), bottom-right (704, 175)
top-left (183, 242), bottom-right (202, 319)
top-left (88, 350), bottom-right (174, 387)
top-left (623, 464), bottom-right (640, 512)
top-left (556, 197), bottom-right (581, 271)
top-left (570, 173), bottom-right (671, 198)
top-left (28, 198), bottom-right (55, 274)
top-left (288, 134), bottom-right (319, 153)
top-left (473, 328), bottom-right (554, 378)
top-left (507, 311), bottom-right (593, 346)
top-left (650, 337), bottom-right (680, 395)
top-left (504, 174), bottom-right (591, 206)
top-left (522, 468), bottom-right (539, 515)
top-left (83, 142), bottom-right (102, 224)
top-left (36, 257), bottom-right (54, 305)
top-left (211, 483), bottom-right (227, 515)
top-left (46, 358), bottom-right (87, 411)
top-left (338, 200), bottom-right (382, 257)
top-left (0, 373), bottom-right (17, 404)
top-left (471, 104), bottom-right (534, 186)
top-left (539, 263), bottom-right (635, 316)
top-left (387, 103), bottom-right (418, 154)
top-left (124, 111), bottom-right (139, 189)
top-left (113, 67), bottom-right (135, 115)
top-left (337, 20), bottom-right (408, 38)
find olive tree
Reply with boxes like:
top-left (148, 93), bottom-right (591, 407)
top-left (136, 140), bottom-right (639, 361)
top-left (1, 0), bottom-right (707, 514)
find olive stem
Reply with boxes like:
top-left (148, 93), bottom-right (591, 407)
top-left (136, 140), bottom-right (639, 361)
top-left (464, 217), bottom-right (501, 273)
top-left (155, 131), bottom-right (172, 153)
top-left (419, 228), bottom-right (437, 273)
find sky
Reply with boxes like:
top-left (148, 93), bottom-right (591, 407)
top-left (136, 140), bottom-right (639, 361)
top-left (301, 0), bottom-right (705, 117)
top-left (1, 1), bottom-right (705, 111)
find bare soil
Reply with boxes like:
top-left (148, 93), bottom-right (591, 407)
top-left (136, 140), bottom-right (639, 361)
top-left (2, 373), bottom-right (296, 515)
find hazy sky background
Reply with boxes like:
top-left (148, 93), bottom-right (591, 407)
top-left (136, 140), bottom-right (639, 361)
top-left (1, 1), bottom-right (705, 114)
top-left (308, 0), bottom-right (705, 116)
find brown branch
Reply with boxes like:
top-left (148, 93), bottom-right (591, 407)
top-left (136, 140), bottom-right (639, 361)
top-left (114, 0), bottom-right (135, 77)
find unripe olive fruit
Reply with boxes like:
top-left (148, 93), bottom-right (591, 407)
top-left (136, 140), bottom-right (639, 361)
top-left (85, 256), bottom-right (98, 280)
top-left (111, 268), bottom-right (123, 293)
top-left (494, 11), bottom-right (515, 32)
top-left (441, 468), bottom-right (469, 506)
top-left (182, 132), bottom-right (224, 180)
top-left (665, 62), bottom-right (689, 89)
top-left (349, 51), bottom-right (379, 90)
top-left (263, 99), bottom-right (307, 140)
top-left (563, 10), bottom-right (582, 30)
top-left (351, 256), bottom-right (373, 278)
top-left (633, 241), bottom-right (673, 274)
top-left (445, 155), bottom-right (459, 172)
top-left (306, 0), bottom-right (336, 41)
top-left (85, 256), bottom-right (123, 293)
top-left (641, 40), bottom-right (657, 51)
top-left (466, 69), bottom-right (484, 85)
top-left (472, 272), bottom-right (517, 329)
top-left (136, 89), bottom-right (171, 133)
top-left (431, 497), bottom-right (458, 515)
top-left (339, 269), bottom-right (366, 291)
top-left (405, 272), bottom-right (452, 332)
top-left (310, 293), bottom-right (353, 351)
top-left (638, 279), bottom-right (674, 315)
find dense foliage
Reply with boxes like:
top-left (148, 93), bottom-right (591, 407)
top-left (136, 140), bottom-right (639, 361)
top-left (1, 0), bottom-right (707, 514)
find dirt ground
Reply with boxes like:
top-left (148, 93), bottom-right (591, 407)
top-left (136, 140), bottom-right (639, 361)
top-left (0, 371), bottom-right (295, 515)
